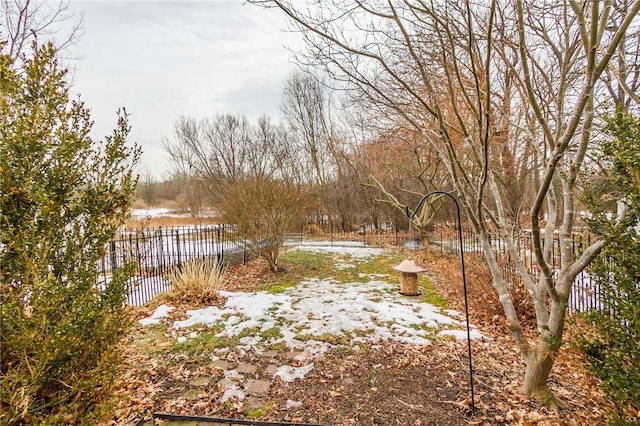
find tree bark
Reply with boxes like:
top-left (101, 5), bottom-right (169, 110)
top-left (522, 294), bottom-right (567, 406)
top-left (523, 344), bottom-right (558, 406)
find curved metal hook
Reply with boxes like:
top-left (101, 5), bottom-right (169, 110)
top-left (406, 190), bottom-right (475, 415)
top-left (406, 190), bottom-right (456, 219)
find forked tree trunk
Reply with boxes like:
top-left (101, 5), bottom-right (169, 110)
top-left (479, 230), bottom-right (566, 406)
top-left (523, 342), bottom-right (558, 406)
top-left (266, 251), bottom-right (279, 273)
top-left (522, 288), bottom-right (568, 406)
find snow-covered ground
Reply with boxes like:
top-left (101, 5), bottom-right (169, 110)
top-left (130, 207), bottom-right (218, 219)
top-left (131, 208), bottom-right (175, 218)
top-left (138, 243), bottom-right (486, 392)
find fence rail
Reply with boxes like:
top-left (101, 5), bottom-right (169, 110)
top-left (104, 222), bottom-right (603, 313)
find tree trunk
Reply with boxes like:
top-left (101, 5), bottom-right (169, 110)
top-left (419, 229), bottom-right (431, 253)
top-left (267, 250), bottom-right (279, 273)
top-left (522, 342), bottom-right (560, 408)
top-left (522, 294), bottom-right (570, 410)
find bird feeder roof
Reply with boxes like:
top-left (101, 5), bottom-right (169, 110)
top-left (392, 259), bottom-right (429, 273)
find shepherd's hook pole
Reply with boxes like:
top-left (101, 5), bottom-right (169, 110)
top-left (406, 191), bottom-right (475, 415)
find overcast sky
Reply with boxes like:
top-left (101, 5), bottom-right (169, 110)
top-left (63, 1), bottom-right (302, 178)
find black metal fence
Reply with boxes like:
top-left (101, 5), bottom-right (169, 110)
top-left (426, 226), bottom-right (600, 313)
top-left (104, 222), bottom-right (603, 313)
top-left (100, 225), bottom-right (249, 306)
top-left (292, 221), bottom-right (406, 247)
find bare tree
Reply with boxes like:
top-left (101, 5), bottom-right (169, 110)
top-left (281, 71), bottom-right (334, 187)
top-left (171, 171), bottom-right (206, 219)
top-left (138, 169), bottom-right (157, 205)
top-left (1, 0), bottom-right (83, 60)
top-left (163, 114), bottom-right (298, 201)
top-left (250, 0), bottom-right (640, 405)
top-left (361, 127), bottom-right (449, 244)
top-left (164, 114), bottom-right (307, 265)
top-left (254, 114), bottom-right (303, 183)
top-left (281, 71), bottom-right (341, 229)
top-left (601, 0), bottom-right (640, 108)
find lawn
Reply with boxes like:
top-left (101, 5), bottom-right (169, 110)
top-left (106, 243), bottom-right (606, 425)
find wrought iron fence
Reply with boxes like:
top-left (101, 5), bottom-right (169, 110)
top-left (292, 221), bottom-right (405, 247)
top-left (427, 225), bottom-right (600, 313)
top-left (99, 225), bottom-right (249, 306)
top-left (105, 221), bottom-right (604, 313)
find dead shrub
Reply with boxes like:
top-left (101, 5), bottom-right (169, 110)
top-left (166, 257), bottom-right (227, 305)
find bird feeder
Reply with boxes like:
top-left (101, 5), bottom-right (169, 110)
top-left (393, 259), bottom-right (428, 296)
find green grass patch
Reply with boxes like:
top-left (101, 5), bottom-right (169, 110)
top-left (261, 248), bottom-right (407, 292)
top-left (273, 315), bottom-right (293, 327)
top-left (245, 404), bottom-right (276, 420)
top-left (279, 248), bottom-right (334, 271)
top-left (419, 279), bottom-right (448, 307)
top-left (260, 326), bottom-right (283, 340)
top-left (236, 326), bottom-right (262, 340)
top-left (351, 328), bottom-right (376, 337)
top-left (170, 323), bottom-right (240, 357)
top-left (258, 249), bottom-right (334, 291)
top-left (171, 331), bottom-right (227, 357)
top-left (295, 332), bottom-right (350, 345)
top-left (266, 285), bottom-right (290, 294)
top-left (263, 341), bottom-right (288, 351)
top-left (331, 252), bottom-right (406, 283)
top-left (268, 249), bottom-right (402, 282)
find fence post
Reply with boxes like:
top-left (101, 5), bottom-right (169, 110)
top-left (127, 233), bottom-right (133, 269)
top-left (135, 232), bottom-right (143, 276)
top-left (220, 225), bottom-right (225, 263)
top-left (243, 231), bottom-right (247, 264)
top-left (362, 223), bottom-right (366, 246)
top-left (109, 240), bottom-right (117, 270)
top-left (330, 221), bottom-right (333, 246)
top-left (157, 227), bottom-right (164, 275)
top-left (175, 229), bottom-right (181, 268)
top-left (216, 227), bottom-right (221, 262)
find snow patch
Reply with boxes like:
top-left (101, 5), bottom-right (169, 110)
top-left (173, 306), bottom-right (225, 328)
top-left (220, 385), bottom-right (245, 403)
top-left (275, 363), bottom-right (315, 383)
top-left (285, 399), bottom-right (303, 409)
top-left (167, 275), bottom-right (485, 350)
top-left (139, 304), bottom-right (174, 326)
top-left (291, 244), bottom-right (386, 260)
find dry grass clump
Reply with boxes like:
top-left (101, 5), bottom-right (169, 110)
top-left (165, 257), bottom-right (227, 305)
top-left (306, 224), bottom-right (323, 235)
